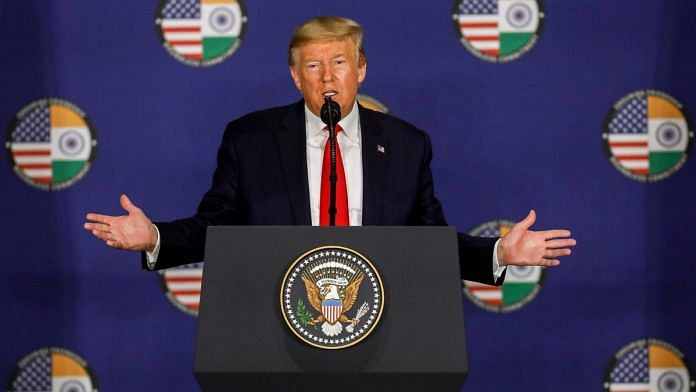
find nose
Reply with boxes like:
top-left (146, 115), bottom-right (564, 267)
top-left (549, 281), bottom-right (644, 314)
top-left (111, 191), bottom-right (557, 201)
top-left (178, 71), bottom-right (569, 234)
top-left (321, 66), bottom-right (333, 82)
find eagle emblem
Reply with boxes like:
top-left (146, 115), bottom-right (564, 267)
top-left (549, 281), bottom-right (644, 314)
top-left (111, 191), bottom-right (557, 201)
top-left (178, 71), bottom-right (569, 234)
top-left (280, 246), bottom-right (384, 349)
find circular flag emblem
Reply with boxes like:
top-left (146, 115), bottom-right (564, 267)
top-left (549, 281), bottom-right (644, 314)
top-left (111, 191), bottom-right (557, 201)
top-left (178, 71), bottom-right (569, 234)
top-left (6, 347), bottom-right (99, 392)
top-left (280, 246), bottom-right (385, 350)
top-left (155, 0), bottom-right (248, 67)
top-left (604, 338), bottom-right (695, 391)
top-left (462, 220), bottom-right (546, 313)
top-left (5, 98), bottom-right (97, 191)
top-left (158, 262), bottom-right (203, 316)
top-left (452, 0), bottom-right (544, 62)
top-left (357, 94), bottom-right (390, 114)
top-left (603, 90), bottom-right (693, 182)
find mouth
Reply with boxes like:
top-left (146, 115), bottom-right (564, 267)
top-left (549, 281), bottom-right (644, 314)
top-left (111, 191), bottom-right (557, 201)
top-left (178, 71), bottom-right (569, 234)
top-left (322, 90), bottom-right (338, 98)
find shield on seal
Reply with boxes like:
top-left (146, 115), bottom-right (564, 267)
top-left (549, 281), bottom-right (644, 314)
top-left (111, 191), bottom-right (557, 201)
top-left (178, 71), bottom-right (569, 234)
top-left (321, 299), bottom-right (343, 324)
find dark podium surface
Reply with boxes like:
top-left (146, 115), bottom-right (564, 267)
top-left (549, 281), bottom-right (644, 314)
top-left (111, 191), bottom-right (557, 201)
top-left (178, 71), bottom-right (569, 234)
top-left (194, 226), bottom-right (468, 391)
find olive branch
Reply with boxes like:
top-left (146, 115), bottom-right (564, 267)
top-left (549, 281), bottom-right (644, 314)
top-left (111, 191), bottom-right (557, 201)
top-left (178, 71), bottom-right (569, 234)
top-left (296, 299), bottom-right (316, 330)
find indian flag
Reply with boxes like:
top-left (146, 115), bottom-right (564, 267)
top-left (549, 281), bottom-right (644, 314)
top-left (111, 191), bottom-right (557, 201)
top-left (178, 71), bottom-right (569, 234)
top-left (647, 95), bottom-right (689, 174)
top-left (499, 0), bottom-right (540, 56)
top-left (648, 344), bottom-right (690, 392)
top-left (201, 0), bottom-right (243, 60)
top-left (51, 352), bottom-right (94, 391)
top-left (50, 104), bottom-right (91, 183)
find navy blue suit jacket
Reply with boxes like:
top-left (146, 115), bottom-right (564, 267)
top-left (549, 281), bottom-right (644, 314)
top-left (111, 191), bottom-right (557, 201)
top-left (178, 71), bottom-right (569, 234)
top-left (146, 100), bottom-right (502, 285)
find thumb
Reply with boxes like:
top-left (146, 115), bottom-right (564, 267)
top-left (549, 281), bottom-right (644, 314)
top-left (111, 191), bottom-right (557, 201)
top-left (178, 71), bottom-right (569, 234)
top-left (120, 194), bottom-right (139, 214)
top-left (518, 209), bottom-right (536, 230)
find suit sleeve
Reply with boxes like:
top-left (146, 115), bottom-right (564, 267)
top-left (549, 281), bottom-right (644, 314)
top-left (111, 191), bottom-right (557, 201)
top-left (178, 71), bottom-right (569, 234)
top-left (140, 123), bottom-right (243, 270)
top-left (414, 132), bottom-right (504, 286)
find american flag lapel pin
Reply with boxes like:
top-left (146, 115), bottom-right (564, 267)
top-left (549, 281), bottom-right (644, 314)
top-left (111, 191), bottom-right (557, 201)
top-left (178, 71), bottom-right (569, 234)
top-left (377, 144), bottom-right (385, 154)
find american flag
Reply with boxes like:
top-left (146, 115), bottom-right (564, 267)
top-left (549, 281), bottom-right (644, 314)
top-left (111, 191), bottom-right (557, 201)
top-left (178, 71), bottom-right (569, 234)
top-left (11, 352), bottom-right (52, 391)
top-left (608, 96), bottom-right (649, 176)
top-left (162, 263), bottom-right (203, 313)
top-left (161, 0), bottom-right (203, 61)
top-left (10, 105), bottom-right (52, 184)
top-left (465, 281), bottom-right (502, 306)
top-left (609, 344), bottom-right (650, 391)
top-left (458, 0), bottom-right (500, 56)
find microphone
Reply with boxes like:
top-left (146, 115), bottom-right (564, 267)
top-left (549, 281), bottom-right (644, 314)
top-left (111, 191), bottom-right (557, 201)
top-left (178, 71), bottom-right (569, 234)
top-left (321, 96), bottom-right (341, 126)
top-left (320, 96), bottom-right (341, 226)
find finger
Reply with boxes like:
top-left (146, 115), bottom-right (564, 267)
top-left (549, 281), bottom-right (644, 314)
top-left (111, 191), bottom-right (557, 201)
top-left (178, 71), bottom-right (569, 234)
top-left (545, 238), bottom-right (576, 248)
top-left (91, 229), bottom-right (112, 241)
top-left (120, 194), bottom-right (140, 214)
top-left (544, 248), bottom-right (571, 258)
top-left (84, 222), bottom-right (110, 232)
top-left (542, 230), bottom-right (572, 240)
top-left (86, 213), bottom-right (115, 224)
top-left (541, 259), bottom-right (560, 267)
top-left (517, 209), bottom-right (536, 230)
top-left (106, 240), bottom-right (122, 249)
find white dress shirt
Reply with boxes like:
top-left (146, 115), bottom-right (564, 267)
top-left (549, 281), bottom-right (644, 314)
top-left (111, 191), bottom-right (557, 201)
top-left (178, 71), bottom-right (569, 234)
top-left (147, 102), bottom-right (505, 280)
top-left (305, 101), bottom-right (362, 226)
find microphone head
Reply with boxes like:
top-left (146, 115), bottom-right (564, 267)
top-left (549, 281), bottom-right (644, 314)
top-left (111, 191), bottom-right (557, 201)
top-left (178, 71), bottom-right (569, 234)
top-left (320, 96), bottom-right (341, 126)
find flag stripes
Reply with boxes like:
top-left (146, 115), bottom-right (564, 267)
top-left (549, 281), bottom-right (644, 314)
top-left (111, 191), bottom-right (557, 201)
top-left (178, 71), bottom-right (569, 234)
top-left (164, 268), bottom-right (202, 311)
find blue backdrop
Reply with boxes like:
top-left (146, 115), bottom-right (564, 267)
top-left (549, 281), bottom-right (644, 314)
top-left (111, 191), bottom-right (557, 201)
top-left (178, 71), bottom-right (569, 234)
top-left (1, 0), bottom-right (695, 390)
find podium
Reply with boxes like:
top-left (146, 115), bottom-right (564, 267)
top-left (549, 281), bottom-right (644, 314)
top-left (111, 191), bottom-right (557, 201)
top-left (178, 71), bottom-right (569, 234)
top-left (194, 226), bottom-right (468, 391)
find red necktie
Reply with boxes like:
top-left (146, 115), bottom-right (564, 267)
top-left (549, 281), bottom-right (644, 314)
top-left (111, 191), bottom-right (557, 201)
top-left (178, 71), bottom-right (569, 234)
top-left (320, 125), bottom-right (349, 226)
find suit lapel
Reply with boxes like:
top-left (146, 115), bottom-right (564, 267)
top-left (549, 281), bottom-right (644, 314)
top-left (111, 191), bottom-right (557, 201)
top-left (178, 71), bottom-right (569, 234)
top-left (276, 100), bottom-right (311, 225)
top-left (359, 105), bottom-right (389, 226)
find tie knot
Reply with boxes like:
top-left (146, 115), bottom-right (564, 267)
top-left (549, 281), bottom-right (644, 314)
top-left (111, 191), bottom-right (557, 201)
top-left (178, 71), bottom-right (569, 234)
top-left (323, 124), bottom-right (343, 134)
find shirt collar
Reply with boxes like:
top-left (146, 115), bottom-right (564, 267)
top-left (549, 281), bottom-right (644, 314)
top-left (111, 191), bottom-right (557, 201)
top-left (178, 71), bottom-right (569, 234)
top-left (304, 101), bottom-right (360, 143)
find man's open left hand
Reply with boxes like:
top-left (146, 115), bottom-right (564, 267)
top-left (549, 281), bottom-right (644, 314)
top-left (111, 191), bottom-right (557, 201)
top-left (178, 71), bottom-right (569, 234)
top-left (497, 210), bottom-right (576, 267)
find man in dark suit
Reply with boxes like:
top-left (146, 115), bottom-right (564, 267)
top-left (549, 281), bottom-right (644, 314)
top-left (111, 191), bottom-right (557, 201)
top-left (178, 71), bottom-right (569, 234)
top-left (84, 16), bottom-right (575, 284)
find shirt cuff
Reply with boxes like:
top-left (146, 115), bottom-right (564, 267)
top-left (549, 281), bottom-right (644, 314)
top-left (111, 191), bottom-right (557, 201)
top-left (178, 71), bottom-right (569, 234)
top-left (145, 225), bottom-right (161, 271)
top-left (492, 238), bottom-right (506, 282)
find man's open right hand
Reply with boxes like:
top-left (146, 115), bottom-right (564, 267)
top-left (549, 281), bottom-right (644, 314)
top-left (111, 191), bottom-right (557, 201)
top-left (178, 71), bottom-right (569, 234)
top-left (84, 194), bottom-right (157, 252)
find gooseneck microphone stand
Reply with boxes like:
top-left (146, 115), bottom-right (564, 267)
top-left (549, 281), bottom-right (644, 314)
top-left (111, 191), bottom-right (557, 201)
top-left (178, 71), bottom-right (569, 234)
top-left (320, 96), bottom-right (341, 226)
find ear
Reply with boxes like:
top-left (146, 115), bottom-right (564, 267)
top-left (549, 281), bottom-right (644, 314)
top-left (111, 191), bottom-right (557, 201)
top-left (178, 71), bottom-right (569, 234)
top-left (357, 57), bottom-right (367, 84)
top-left (289, 66), bottom-right (302, 91)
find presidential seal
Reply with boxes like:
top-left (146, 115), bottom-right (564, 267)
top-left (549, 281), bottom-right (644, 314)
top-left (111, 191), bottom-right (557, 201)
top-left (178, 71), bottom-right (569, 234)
top-left (280, 246), bottom-right (384, 350)
top-left (6, 347), bottom-right (99, 392)
top-left (5, 98), bottom-right (97, 191)
top-left (452, 0), bottom-right (544, 62)
top-left (155, 0), bottom-right (248, 67)
top-left (462, 220), bottom-right (546, 313)
top-left (604, 338), bottom-right (695, 392)
top-left (158, 262), bottom-right (203, 316)
top-left (603, 90), bottom-right (693, 182)
top-left (357, 94), bottom-right (390, 114)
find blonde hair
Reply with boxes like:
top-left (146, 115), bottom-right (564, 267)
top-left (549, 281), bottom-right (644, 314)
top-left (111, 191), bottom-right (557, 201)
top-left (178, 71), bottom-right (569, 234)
top-left (288, 16), bottom-right (366, 66)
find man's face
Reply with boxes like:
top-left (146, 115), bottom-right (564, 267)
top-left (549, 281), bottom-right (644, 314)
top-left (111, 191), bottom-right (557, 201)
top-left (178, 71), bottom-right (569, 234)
top-left (290, 39), bottom-right (366, 120)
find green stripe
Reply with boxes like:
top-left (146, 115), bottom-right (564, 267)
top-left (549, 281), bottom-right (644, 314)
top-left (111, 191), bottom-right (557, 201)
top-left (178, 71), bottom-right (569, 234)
top-left (502, 283), bottom-right (535, 305)
top-left (203, 37), bottom-right (236, 60)
top-left (52, 161), bottom-right (86, 182)
top-left (649, 152), bottom-right (684, 174)
top-left (500, 33), bottom-right (533, 55)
